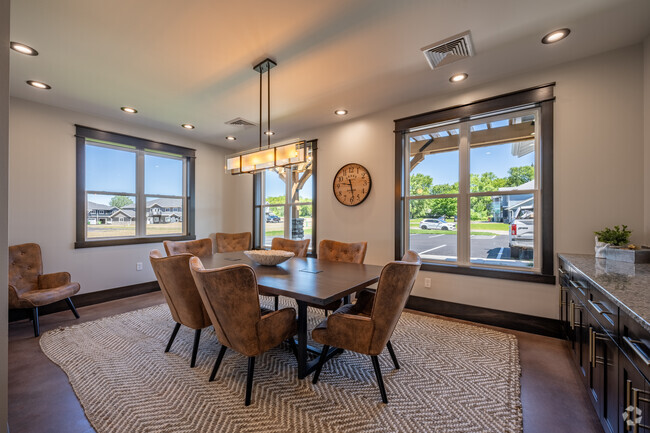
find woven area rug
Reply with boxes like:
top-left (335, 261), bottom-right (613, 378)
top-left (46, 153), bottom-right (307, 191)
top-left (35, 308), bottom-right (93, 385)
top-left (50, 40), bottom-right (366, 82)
top-left (40, 298), bottom-right (522, 433)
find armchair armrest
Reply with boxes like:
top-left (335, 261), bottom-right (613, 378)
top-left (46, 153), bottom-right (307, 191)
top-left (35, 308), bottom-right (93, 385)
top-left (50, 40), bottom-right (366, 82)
top-left (38, 272), bottom-right (71, 289)
top-left (8, 284), bottom-right (28, 309)
top-left (257, 308), bottom-right (297, 352)
top-left (326, 313), bottom-right (374, 354)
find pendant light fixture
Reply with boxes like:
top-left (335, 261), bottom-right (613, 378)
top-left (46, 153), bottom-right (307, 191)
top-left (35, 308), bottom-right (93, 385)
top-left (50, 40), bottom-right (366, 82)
top-left (225, 58), bottom-right (309, 174)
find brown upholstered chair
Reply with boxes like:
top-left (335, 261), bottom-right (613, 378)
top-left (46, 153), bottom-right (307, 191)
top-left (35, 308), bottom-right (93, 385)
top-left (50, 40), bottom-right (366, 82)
top-left (312, 239), bottom-right (368, 313)
top-left (149, 250), bottom-right (212, 368)
top-left (189, 257), bottom-right (297, 406)
top-left (311, 250), bottom-right (421, 403)
top-left (8, 243), bottom-right (81, 337)
top-left (271, 238), bottom-right (310, 257)
top-left (214, 232), bottom-right (251, 253)
top-left (164, 238), bottom-right (212, 257)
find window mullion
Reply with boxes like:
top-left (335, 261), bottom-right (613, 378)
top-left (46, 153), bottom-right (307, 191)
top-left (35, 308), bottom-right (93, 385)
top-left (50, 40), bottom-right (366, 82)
top-left (136, 150), bottom-right (145, 237)
top-left (457, 122), bottom-right (470, 265)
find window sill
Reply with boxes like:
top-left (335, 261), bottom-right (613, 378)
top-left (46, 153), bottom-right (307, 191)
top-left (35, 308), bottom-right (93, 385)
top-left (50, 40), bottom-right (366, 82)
top-left (420, 262), bottom-right (556, 284)
top-left (75, 234), bottom-right (196, 249)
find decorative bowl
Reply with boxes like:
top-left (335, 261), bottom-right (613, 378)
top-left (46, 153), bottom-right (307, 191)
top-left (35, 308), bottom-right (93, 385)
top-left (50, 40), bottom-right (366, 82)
top-left (244, 250), bottom-right (294, 266)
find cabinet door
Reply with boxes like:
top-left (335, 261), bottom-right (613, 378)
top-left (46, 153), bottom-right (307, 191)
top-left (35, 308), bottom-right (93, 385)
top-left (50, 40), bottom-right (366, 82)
top-left (559, 265), bottom-right (571, 337)
top-left (569, 289), bottom-right (589, 382)
top-left (619, 353), bottom-right (650, 433)
top-left (588, 313), bottom-right (619, 433)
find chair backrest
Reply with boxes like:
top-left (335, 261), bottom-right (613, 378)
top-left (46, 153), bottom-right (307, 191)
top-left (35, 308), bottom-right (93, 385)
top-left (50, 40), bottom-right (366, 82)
top-left (271, 238), bottom-right (310, 257)
top-left (318, 239), bottom-right (367, 264)
top-left (214, 232), bottom-right (251, 253)
top-left (368, 250), bottom-right (421, 354)
top-left (149, 250), bottom-right (211, 330)
top-left (8, 243), bottom-right (43, 294)
top-left (163, 238), bottom-right (212, 257)
top-left (189, 257), bottom-right (263, 357)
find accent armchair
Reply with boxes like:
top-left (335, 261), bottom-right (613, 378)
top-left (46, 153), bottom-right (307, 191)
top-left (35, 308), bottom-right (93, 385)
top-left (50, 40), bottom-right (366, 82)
top-left (163, 238), bottom-right (213, 257)
top-left (189, 257), bottom-right (297, 406)
top-left (214, 232), bottom-right (251, 253)
top-left (8, 243), bottom-right (80, 337)
top-left (149, 250), bottom-right (212, 368)
top-left (311, 250), bottom-right (421, 403)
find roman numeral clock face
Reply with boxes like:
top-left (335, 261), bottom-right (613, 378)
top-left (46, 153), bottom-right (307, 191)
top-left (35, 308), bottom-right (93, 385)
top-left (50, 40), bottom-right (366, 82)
top-left (333, 163), bottom-right (372, 206)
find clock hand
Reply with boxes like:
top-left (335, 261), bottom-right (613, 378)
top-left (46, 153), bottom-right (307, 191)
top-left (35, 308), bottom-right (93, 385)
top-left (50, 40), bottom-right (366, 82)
top-left (348, 179), bottom-right (354, 194)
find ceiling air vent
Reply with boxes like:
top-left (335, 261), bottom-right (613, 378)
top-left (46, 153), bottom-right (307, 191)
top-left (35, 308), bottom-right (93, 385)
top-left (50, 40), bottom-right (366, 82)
top-left (225, 117), bottom-right (257, 127)
top-left (421, 30), bottom-right (474, 70)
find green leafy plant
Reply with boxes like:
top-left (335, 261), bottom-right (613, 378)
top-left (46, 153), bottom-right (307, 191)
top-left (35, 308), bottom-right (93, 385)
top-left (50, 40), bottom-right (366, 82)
top-left (594, 225), bottom-right (631, 246)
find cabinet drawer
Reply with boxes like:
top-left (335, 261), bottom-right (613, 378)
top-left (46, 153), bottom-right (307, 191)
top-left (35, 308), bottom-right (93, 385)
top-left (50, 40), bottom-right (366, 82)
top-left (586, 287), bottom-right (618, 337)
top-left (568, 277), bottom-right (589, 302)
top-left (620, 313), bottom-right (650, 382)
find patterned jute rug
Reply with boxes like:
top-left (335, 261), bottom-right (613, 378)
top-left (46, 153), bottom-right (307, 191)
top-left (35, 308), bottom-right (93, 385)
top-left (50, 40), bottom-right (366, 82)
top-left (40, 298), bottom-right (522, 433)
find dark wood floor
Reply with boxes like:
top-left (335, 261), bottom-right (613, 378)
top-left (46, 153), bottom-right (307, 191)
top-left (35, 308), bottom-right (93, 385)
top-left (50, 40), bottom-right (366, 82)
top-left (8, 292), bottom-right (603, 433)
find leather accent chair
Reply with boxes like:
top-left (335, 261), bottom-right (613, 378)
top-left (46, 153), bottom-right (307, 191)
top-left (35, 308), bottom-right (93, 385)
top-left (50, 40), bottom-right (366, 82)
top-left (312, 239), bottom-right (368, 313)
top-left (149, 250), bottom-right (212, 368)
top-left (271, 238), bottom-right (310, 257)
top-left (311, 251), bottom-right (421, 403)
top-left (163, 238), bottom-right (212, 257)
top-left (8, 243), bottom-right (80, 337)
top-left (214, 232), bottom-right (251, 253)
top-left (189, 257), bottom-right (297, 406)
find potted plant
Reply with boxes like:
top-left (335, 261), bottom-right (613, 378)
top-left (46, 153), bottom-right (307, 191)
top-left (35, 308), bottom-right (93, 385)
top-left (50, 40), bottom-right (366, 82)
top-left (594, 225), bottom-right (650, 263)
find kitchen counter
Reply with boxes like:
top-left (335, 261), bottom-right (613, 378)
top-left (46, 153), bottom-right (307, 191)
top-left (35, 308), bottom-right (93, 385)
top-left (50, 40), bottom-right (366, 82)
top-left (559, 253), bottom-right (650, 332)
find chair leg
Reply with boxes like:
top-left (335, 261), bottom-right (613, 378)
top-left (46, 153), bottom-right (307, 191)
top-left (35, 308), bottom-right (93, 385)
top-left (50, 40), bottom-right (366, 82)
top-left (287, 338), bottom-right (298, 361)
top-left (191, 329), bottom-right (201, 368)
top-left (312, 344), bottom-right (330, 384)
top-left (371, 355), bottom-right (388, 404)
top-left (386, 340), bottom-right (400, 370)
top-left (32, 307), bottom-right (40, 337)
top-left (245, 357), bottom-right (256, 406)
top-left (210, 345), bottom-right (228, 382)
top-left (165, 323), bottom-right (181, 353)
top-left (324, 310), bottom-right (328, 317)
top-left (274, 296), bottom-right (279, 311)
top-left (65, 298), bottom-right (80, 319)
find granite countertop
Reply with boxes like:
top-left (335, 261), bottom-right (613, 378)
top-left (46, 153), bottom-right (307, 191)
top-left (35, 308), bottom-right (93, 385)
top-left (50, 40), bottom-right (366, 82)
top-left (559, 253), bottom-right (650, 332)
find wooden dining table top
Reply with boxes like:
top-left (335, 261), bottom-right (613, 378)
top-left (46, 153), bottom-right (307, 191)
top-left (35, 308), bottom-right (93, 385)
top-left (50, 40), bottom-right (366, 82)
top-left (198, 251), bottom-right (383, 306)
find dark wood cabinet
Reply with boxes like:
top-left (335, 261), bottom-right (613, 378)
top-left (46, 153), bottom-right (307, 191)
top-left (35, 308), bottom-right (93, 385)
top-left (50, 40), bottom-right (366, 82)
top-left (559, 255), bottom-right (650, 433)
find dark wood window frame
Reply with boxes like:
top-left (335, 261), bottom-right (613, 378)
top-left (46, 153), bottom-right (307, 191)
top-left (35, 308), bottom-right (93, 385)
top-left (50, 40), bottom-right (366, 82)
top-left (394, 84), bottom-right (556, 284)
top-left (75, 125), bottom-right (196, 248)
top-left (252, 139), bottom-right (318, 257)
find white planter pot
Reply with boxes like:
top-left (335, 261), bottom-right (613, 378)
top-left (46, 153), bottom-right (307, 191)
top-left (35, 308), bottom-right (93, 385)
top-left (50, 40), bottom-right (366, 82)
top-left (595, 236), bottom-right (609, 258)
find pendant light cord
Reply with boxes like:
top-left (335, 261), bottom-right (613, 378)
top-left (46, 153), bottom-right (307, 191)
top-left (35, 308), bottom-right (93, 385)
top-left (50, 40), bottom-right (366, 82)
top-left (259, 67), bottom-right (262, 150)
top-left (267, 66), bottom-right (271, 148)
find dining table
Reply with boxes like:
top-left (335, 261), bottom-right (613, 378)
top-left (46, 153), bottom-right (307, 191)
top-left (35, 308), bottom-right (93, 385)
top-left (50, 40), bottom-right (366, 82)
top-left (199, 251), bottom-right (383, 379)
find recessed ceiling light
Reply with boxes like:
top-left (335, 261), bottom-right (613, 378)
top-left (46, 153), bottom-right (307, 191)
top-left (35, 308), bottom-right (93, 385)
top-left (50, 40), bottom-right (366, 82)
top-left (121, 106), bottom-right (137, 114)
top-left (11, 42), bottom-right (38, 56)
top-left (334, 109), bottom-right (348, 115)
top-left (265, 130), bottom-right (275, 136)
top-left (449, 73), bottom-right (468, 83)
top-left (26, 80), bottom-right (50, 89)
top-left (181, 124), bottom-right (195, 129)
top-left (542, 28), bottom-right (570, 44)
top-left (225, 136), bottom-right (237, 141)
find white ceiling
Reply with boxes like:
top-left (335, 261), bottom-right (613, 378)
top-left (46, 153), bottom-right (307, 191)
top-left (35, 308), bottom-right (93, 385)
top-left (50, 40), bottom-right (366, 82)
top-left (9, 0), bottom-right (650, 150)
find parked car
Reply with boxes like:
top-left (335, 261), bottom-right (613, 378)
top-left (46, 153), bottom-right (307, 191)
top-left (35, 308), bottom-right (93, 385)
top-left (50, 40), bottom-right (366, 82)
top-left (265, 213), bottom-right (281, 223)
top-left (419, 218), bottom-right (456, 231)
top-left (509, 206), bottom-right (534, 259)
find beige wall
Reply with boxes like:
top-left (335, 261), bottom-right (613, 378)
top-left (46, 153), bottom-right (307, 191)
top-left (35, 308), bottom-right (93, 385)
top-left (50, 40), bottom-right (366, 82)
top-left (645, 35), bottom-right (650, 245)
top-left (1, 0), bottom-right (9, 430)
top-left (8, 98), bottom-right (237, 294)
top-left (240, 43), bottom-right (645, 319)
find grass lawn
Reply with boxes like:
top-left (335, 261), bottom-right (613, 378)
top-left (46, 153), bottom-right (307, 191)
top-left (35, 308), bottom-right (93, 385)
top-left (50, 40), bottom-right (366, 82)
top-left (265, 229), bottom-right (313, 237)
top-left (87, 222), bottom-right (183, 238)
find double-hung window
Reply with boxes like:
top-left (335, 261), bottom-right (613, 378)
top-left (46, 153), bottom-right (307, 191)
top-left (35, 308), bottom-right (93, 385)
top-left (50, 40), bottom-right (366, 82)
top-left (253, 140), bottom-right (317, 253)
top-left (75, 125), bottom-right (196, 248)
top-left (395, 85), bottom-right (555, 283)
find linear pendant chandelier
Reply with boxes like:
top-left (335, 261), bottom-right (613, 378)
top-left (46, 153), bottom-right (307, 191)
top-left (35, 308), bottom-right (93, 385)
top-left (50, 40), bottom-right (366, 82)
top-left (225, 58), bottom-right (307, 175)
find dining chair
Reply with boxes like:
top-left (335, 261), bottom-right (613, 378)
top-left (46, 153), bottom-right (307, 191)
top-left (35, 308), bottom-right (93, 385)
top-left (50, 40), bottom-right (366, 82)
top-left (312, 239), bottom-right (368, 314)
top-left (163, 238), bottom-right (213, 257)
top-left (214, 232), bottom-right (252, 253)
top-left (8, 243), bottom-right (81, 337)
top-left (149, 250), bottom-right (212, 368)
top-left (189, 257), bottom-right (297, 406)
top-left (265, 238), bottom-right (311, 310)
top-left (311, 250), bottom-right (421, 403)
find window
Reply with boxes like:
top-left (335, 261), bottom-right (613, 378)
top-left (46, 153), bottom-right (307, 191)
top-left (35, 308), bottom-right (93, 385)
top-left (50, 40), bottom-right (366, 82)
top-left (394, 85), bottom-right (555, 283)
top-left (253, 140), bottom-right (317, 253)
top-left (75, 125), bottom-right (196, 248)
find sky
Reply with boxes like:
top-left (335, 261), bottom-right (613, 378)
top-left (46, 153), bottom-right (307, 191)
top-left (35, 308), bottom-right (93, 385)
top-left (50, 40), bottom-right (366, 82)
top-left (264, 169), bottom-right (312, 200)
top-left (86, 144), bottom-right (183, 205)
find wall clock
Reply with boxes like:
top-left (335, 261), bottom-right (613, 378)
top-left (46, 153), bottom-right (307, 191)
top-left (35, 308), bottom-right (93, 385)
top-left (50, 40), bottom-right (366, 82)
top-left (333, 163), bottom-right (372, 206)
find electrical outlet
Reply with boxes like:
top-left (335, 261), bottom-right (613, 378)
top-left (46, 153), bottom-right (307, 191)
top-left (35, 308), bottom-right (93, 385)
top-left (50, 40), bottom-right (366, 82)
top-left (136, 262), bottom-right (143, 271)
top-left (424, 277), bottom-right (432, 288)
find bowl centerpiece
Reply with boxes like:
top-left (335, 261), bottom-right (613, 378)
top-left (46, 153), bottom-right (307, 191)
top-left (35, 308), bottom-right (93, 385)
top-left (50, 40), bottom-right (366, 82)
top-left (244, 249), bottom-right (294, 266)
